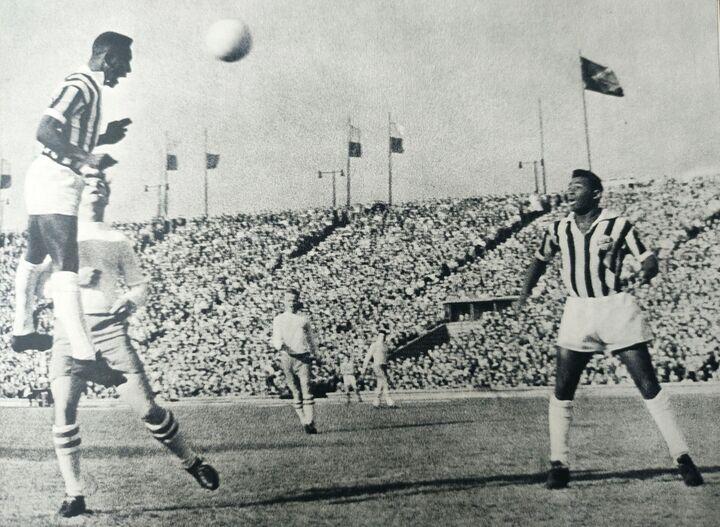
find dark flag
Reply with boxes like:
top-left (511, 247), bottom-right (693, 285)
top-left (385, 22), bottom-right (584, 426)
top-left (390, 122), bottom-right (404, 153)
top-left (206, 153), bottom-right (220, 169)
top-left (0, 160), bottom-right (10, 188)
top-left (166, 154), bottom-right (178, 171)
top-left (581, 56), bottom-right (624, 97)
top-left (348, 125), bottom-right (362, 157)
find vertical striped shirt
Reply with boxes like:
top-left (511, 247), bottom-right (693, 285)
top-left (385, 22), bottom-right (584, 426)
top-left (535, 209), bottom-right (653, 298)
top-left (42, 67), bottom-right (104, 168)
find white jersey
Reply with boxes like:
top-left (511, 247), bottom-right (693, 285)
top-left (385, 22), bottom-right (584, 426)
top-left (271, 311), bottom-right (317, 356)
top-left (75, 222), bottom-right (147, 313)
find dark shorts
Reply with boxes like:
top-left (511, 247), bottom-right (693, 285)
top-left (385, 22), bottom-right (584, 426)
top-left (50, 314), bottom-right (144, 383)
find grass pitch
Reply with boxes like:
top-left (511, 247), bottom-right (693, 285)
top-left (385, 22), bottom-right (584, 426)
top-left (1, 393), bottom-right (718, 526)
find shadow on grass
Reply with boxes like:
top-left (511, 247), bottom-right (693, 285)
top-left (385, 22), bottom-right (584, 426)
top-left (328, 419), bottom-right (474, 434)
top-left (0, 439), bottom-right (351, 461)
top-left (86, 465), bottom-right (720, 517)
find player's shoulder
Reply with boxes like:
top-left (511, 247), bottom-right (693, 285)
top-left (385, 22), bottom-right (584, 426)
top-left (78, 223), bottom-right (132, 245)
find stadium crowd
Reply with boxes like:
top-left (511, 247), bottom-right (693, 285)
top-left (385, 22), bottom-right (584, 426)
top-left (0, 176), bottom-right (718, 399)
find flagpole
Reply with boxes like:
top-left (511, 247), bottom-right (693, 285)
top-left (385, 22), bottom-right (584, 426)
top-left (579, 51), bottom-right (592, 170)
top-left (346, 117), bottom-right (351, 207)
top-left (203, 128), bottom-right (209, 217)
top-left (716, 0), bottom-right (720, 90)
top-left (163, 132), bottom-right (169, 218)
top-left (538, 98), bottom-right (547, 193)
top-left (388, 112), bottom-right (393, 206)
top-left (0, 159), bottom-right (4, 234)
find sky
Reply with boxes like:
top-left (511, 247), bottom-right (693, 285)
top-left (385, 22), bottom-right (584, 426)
top-left (0, 0), bottom-right (718, 229)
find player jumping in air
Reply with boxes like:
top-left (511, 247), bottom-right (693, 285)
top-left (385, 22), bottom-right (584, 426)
top-left (362, 327), bottom-right (395, 408)
top-left (271, 288), bottom-right (319, 434)
top-left (12, 32), bottom-right (133, 386)
top-left (517, 169), bottom-right (703, 489)
top-left (48, 180), bottom-right (219, 518)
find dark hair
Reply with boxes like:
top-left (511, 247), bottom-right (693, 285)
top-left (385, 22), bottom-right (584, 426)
top-left (286, 287), bottom-right (301, 298)
top-left (571, 169), bottom-right (603, 192)
top-left (92, 32), bottom-right (133, 56)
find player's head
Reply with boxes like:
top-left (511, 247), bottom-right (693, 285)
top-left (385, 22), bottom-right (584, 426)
top-left (568, 169), bottom-right (603, 213)
top-left (377, 325), bottom-right (389, 338)
top-left (283, 287), bottom-right (302, 312)
top-left (79, 177), bottom-right (111, 221)
top-left (91, 31), bottom-right (133, 87)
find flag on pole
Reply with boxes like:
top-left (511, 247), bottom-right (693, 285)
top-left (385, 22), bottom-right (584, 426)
top-left (348, 125), bottom-right (362, 157)
top-left (206, 153), bottom-right (220, 169)
top-left (166, 154), bottom-right (178, 171)
top-left (390, 122), bottom-right (404, 153)
top-left (581, 56), bottom-right (624, 97)
top-left (0, 160), bottom-right (11, 189)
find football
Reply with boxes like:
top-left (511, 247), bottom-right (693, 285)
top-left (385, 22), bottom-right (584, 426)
top-left (206, 18), bottom-right (253, 62)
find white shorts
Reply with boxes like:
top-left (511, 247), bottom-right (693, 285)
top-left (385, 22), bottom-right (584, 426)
top-left (25, 155), bottom-right (85, 216)
top-left (557, 292), bottom-right (652, 353)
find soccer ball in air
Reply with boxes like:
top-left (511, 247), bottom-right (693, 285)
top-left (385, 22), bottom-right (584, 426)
top-left (206, 19), bottom-right (253, 62)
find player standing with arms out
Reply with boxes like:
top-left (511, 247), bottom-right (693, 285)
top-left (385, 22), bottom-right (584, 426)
top-left (271, 288), bottom-right (319, 434)
top-left (339, 353), bottom-right (362, 403)
top-left (12, 32), bottom-right (133, 385)
top-left (362, 328), bottom-right (395, 408)
top-left (48, 180), bottom-right (219, 518)
top-left (517, 169), bottom-right (703, 489)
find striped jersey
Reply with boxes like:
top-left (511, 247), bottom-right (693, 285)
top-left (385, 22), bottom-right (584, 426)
top-left (42, 67), bottom-right (104, 168)
top-left (535, 209), bottom-right (652, 298)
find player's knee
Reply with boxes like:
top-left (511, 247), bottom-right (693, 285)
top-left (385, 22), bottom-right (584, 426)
top-left (638, 381), bottom-right (661, 400)
top-left (140, 404), bottom-right (166, 425)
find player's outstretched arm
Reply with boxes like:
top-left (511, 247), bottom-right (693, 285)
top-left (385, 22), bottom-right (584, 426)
top-left (97, 118), bottom-right (132, 146)
top-left (517, 258), bottom-right (548, 307)
top-left (36, 115), bottom-right (116, 172)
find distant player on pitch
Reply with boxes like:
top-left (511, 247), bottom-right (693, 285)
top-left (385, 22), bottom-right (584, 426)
top-left (362, 327), bottom-right (395, 408)
top-left (271, 288), bottom-right (319, 434)
top-left (48, 180), bottom-right (219, 518)
top-left (12, 31), bottom-right (133, 386)
top-left (339, 353), bottom-right (362, 403)
top-left (517, 169), bottom-right (703, 489)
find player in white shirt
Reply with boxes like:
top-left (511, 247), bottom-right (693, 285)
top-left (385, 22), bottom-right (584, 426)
top-left (12, 32), bottom-right (133, 386)
top-left (518, 169), bottom-right (702, 489)
top-left (47, 180), bottom-right (219, 518)
top-left (271, 288), bottom-right (319, 434)
top-left (339, 353), bottom-right (362, 403)
top-left (361, 328), bottom-right (395, 408)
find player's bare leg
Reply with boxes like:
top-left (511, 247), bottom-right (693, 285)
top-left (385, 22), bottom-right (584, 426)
top-left (50, 375), bottom-right (87, 517)
top-left (11, 217), bottom-right (52, 352)
top-left (118, 373), bottom-right (219, 490)
top-left (615, 344), bottom-right (703, 486)
top-left (546, 348), bottom-right (593, 489)
top-left (298, 364), bottom-right (317, 434)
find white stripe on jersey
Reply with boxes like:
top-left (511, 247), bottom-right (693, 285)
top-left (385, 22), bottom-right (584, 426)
top-left (43, 68), bottom-right (103, 164)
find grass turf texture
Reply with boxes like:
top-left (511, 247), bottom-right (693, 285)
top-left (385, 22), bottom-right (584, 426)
top-left (1, 394), bottom-right (718, 526)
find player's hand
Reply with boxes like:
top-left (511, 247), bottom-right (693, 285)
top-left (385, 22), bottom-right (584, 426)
top-left (514, 294), bottom-right (528, 313)
top-left (110, 298), bottom-right (137, 321)
top-left (77, 267), bottom-right (101, 287)
top-left (99, 118), bottom-right (132, 145)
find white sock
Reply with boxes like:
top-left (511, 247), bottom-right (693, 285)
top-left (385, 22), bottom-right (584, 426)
top-left (51, 272), bottom-right (95, 360)
top-left (549, 395), bottom-right (573, 465)
top-left (53, 423), bottom-right (83, 497)
top-left (13, 259), bottom-right (41, 335)
top-left (293, 400), bottom-right (307, 424)
top-left (643, 389), bottom-right (689, 461)
top-left (303, 398), bottom-right (315, 425)
top-left (145, 408), bottom-right (198, 469)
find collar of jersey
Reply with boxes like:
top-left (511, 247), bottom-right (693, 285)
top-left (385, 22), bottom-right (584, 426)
top-left (567, 208), bottom-right (619, 230)
top-left (76, 65), bottom-right (105, 89)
